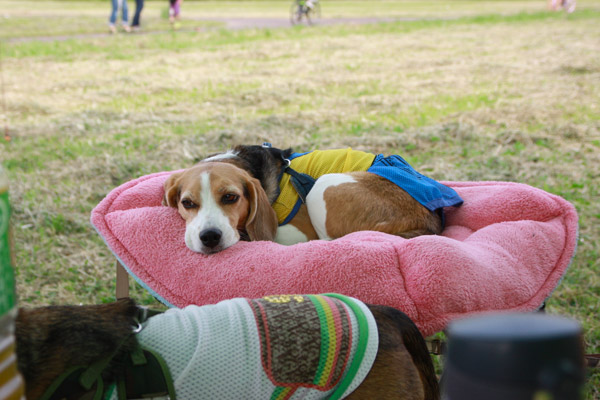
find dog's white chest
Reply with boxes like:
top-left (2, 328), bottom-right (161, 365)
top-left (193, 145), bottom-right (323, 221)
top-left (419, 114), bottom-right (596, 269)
top-left (275, 224), bottom-right (309, 245)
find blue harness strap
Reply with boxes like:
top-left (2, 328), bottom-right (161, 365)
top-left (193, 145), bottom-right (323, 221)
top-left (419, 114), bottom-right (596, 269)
top-left (285, 166), bottom-right (316, 203)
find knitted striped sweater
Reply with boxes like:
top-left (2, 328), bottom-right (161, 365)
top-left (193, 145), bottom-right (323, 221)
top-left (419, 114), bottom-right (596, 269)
top-left (108, 294), bottom-right (378, 400)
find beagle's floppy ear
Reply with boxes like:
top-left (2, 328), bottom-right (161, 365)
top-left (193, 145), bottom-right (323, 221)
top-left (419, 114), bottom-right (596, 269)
top-left (245, 176), bottom-right (278, 241)
top-left (163, 172), bottom-right (183, 207)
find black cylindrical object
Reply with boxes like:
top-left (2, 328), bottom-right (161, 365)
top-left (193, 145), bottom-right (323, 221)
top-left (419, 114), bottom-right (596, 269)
top-left (442, 313), bottom-right (585, 400)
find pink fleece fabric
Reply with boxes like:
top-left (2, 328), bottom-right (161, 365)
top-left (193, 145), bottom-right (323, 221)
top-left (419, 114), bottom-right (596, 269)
top-left (91, 171), bottom-right (578, 336)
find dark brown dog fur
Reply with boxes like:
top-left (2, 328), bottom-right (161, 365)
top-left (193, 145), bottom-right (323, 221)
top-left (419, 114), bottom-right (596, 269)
top-left (349, 305), bottom-right (440, 400)
top-left (207, 145), bottom-right (293, 204)
top-left (15, 299), bottom-right (139, 400)
top-left (16, 299), bottom-right (439, 400)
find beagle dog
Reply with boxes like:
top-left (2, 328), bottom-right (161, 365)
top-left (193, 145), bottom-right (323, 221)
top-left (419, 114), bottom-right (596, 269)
top-left (163, 145), bottom-right (463, 254)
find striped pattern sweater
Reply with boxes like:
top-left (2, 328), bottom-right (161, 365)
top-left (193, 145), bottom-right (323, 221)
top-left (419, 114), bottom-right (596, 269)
top-left (109, 294), bottom-right (378, 400)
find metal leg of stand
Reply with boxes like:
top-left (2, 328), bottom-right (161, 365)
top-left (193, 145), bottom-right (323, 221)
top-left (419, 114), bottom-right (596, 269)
top-left (116, 260), bottom-right (130, 299)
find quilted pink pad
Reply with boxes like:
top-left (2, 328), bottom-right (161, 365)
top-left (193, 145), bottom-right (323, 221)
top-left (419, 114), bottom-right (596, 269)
top-left (91, 171), bottom-right (578, 336)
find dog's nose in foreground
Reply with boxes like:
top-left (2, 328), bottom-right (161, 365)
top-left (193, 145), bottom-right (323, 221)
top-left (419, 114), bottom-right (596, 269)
top-left (200, 229), bottom-right (222, 249)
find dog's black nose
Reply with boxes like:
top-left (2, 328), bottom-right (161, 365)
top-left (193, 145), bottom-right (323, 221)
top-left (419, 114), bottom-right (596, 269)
top-left (200, 229), bottom-right (222, 248)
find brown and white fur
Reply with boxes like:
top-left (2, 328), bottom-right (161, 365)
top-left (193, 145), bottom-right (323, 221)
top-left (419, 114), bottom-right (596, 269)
top-left (163, 145), bottom-right (443, 254)
top-left (16, 298), bottom-right (440, 400)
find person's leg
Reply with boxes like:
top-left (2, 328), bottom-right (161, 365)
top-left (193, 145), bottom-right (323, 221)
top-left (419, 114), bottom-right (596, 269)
top-left (109, 0), bottom-right (118, 32)
top-left (131, 0), bottom-right (139, 27)
top-left (169, 0), bottom-right (176, 23)
top-left (174, 0), bottom-right (182, 18)
top-left (109, 0), bottom-right (118, 24)
top-left (121, 0), bottom-right (131, 31)
top-left (131, 0), bottom-right (144, 27)
top-left (121, 0), bottom-right (129, 24)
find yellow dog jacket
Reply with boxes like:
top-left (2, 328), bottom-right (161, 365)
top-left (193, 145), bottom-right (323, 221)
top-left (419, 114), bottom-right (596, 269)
top-left (272, 149), bottom-right (376, 225)
top-left (272, 148), bottom-right (463, 225)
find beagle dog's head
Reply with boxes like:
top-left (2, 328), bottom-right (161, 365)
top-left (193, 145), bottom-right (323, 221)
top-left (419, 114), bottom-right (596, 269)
top-left (163, 162), bottom-right (278, 254)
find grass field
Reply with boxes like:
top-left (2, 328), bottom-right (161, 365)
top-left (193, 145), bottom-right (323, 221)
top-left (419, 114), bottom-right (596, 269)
top-left (0, 0), bottom-right (581, 38)
top-left (1, 0), bottom-right (599, 396)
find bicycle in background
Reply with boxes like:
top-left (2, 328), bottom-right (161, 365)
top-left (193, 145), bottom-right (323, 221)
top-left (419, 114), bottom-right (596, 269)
top-left (290, 0), bottom-right (321, 25)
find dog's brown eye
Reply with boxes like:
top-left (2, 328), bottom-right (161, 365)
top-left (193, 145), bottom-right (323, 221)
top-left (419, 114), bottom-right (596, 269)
top-left (222, 194), bottom-right (239, 205)
top-left (181, 199), bottom-right (197, 209)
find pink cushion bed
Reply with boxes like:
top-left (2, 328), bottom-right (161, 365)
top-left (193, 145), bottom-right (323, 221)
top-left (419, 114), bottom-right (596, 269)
top-left (91, 171), bottom-right (578, 336)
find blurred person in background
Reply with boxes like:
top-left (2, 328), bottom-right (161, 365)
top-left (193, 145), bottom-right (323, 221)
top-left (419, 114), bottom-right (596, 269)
top-left (109, 0), bottom-right (131, 33)
top-left (169, 0), bottom-right (183, 28)
top-left (131, 0), bottom-right (145, 31)
top-left (548, 0), bottom-right (576, 12)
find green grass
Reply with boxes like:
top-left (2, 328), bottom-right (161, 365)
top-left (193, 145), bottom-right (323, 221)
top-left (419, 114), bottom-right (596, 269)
top-left (3, 10), bottom-right (598, 59)
top-left (0, 0), bottom-right (563, 20)
top-left (1, 0), bottom-right (599, 397)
